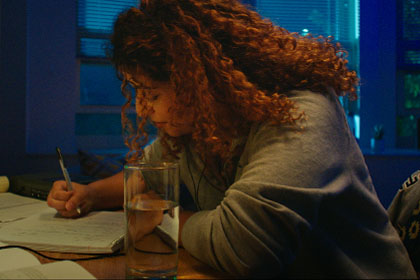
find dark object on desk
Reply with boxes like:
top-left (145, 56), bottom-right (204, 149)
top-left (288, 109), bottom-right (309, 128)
top-left (78, 149), bottom-right (125, 179)
top-left (8, 149), bottom-right (126, 201)
top-left (9, 172), bottom-right (95, 200)
top-left (388, 169), bottom-right (420, 271)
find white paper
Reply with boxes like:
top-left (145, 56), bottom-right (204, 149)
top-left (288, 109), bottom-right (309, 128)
top-left (0, 208), bottom-right (125, 253)
top-left (0, 193), bottom-right (44, 209)
top-left (0, 247), bottom-right (40, 272)
top-left (0, 261), bottom-right (96, 279)
top-left (0, 241), bottom-right (95, 279)
top-left (0, 193), bottom-right (47, 223)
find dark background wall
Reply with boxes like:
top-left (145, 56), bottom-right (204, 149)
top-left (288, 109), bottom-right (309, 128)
top-left (1, 0), bottom-right (29, 175)
top-left (0, 0), bottom-right (79, 176)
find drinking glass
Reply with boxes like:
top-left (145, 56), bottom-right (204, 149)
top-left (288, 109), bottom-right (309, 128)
top-left (124, 161), bottom-right (180, 279)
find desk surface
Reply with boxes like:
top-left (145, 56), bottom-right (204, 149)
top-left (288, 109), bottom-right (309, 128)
top-left (35, 248), bottom-right (228, 279)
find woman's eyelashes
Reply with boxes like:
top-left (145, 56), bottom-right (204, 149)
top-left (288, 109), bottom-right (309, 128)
top-left (132, 86), bottom-right (159, 102)
top-left (146, 92), bottom-right (159, 102)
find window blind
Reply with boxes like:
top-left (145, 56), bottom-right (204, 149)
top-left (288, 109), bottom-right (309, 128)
top-left (403, 0), bottom-right (420, 41)
top-left (77, 0), bottom-right (139, 58)
top-left (254, 0), bottom-right (360, 133)
top-left (77, 0), bottom-right (358, 57)
top-left (401, 0), bottom-right (420, 67)
top-left (255, 0), bottom-right (358, 43)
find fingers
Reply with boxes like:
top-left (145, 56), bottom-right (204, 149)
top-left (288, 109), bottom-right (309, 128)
top-left (47, 180), bottom-right (86, 218)
top-left (66, 193), bottom-right (82, 212)
top-left (57, 209), bottom-right (80, 218)
top-left (54, 189), bottom-right (74, 201)
top-left (47, 180), bottom-right (71, 211)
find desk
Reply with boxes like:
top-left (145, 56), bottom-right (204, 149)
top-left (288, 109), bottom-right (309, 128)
top-left (35, 248), bottom-right (228, 279)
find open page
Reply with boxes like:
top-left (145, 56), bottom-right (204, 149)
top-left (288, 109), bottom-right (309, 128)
top-left (0, 261), bottom-right (95, 279)
top-left (0, 208), bottom-right (124, 253)
top-left (0, 241), bottom-right (96, 279)
top-left (0, 242), bottom-right (40, 272)
top-left (0, 193), bottom-right (47, 223)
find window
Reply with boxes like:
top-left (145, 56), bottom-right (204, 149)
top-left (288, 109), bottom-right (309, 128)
top-left (76, 0), bottom-right (360, 151)
top-left (253, 0), bottom-right (360, 137)
top-left (76, 0), bottom-right (140, 151)
top-left (77, 0), bottom-right (139, 59)
top-left (396, 0), bottom-right (420, 149)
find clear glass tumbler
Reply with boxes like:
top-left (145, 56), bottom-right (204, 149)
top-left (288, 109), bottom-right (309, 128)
top-left (124, 161), bottom-right (180, 279)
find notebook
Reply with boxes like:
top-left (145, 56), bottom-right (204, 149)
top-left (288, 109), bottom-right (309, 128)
top-left (0, 193), bottom-right (124, 254)
top-left (0, 192), bottom-right (47, 223)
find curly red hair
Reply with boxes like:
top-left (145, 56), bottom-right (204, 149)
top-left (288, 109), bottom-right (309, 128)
top-left (110, 0), bottom-right (359, 169)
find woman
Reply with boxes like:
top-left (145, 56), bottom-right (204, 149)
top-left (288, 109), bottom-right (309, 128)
top-left (47, 0), bottom-right (416, 278)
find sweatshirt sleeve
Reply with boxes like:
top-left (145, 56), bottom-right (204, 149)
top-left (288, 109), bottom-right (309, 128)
top-left (181, 91), bottom-right (385, 277)
top-left (143, 138), bottom-right (163, 161)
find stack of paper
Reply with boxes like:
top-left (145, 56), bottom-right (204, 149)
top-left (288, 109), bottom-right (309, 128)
top-left (0, 193), bottom-right (125, 254)
top-left (0, 192), bottom-right (47, 223)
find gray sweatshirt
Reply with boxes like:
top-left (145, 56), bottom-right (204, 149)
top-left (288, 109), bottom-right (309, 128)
top-left (144, 90), bottom-right (416, 278)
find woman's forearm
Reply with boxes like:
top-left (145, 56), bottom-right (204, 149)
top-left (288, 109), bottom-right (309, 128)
top-left (87, 171), bottom-right (124, 211)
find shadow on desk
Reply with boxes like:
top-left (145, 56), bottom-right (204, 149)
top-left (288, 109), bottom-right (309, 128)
top-left (35, 248), bottom-right (229, 279)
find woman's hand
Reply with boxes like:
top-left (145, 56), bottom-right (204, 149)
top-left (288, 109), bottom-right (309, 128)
top-left (47, 180), bottom-right (94, 218)
top-left (127, 191), bottom-right (165, 242)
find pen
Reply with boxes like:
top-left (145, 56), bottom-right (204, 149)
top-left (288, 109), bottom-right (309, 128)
top-left (56, 147), bottom-right (81, 214)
